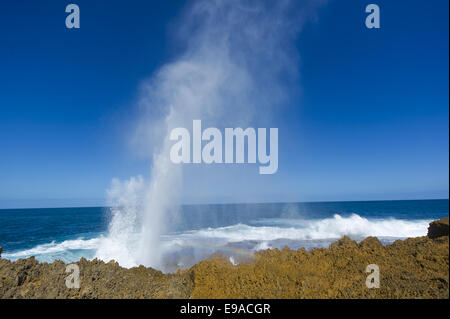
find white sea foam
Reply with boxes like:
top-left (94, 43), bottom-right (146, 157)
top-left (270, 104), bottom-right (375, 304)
top-left (4, 214), bottom-right (431, 269)
top-left (166, 214), bottom-right (430, 243)
top-left (3, 237), bottom-right (102, 259)
top-left (254, 241), bottom-right (271, 251)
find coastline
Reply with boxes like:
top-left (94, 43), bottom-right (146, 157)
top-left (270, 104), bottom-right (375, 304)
top-left (0, 218), bottom-right (448, 299)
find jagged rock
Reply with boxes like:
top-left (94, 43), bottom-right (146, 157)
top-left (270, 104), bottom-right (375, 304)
top-left (329, 235), bottom-right (358, 249)
top-left (359, 236), bottom-right (383, 249)
top-left (0, 235), bottom-right (448, 299)
top-left (0, 246), bottom-right (2, 258)
top-left (428, 217), bottom-right (449, 239)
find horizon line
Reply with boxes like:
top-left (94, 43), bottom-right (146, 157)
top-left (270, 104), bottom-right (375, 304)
top-left (0, 197), bottom-right (448, 211)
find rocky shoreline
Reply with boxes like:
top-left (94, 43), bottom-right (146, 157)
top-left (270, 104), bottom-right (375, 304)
top-left (0, 218), bottom-right (448, 299)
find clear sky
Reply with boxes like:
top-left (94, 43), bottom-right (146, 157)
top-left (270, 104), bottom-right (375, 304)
top-left (0, 0), bottom-right (448, 208)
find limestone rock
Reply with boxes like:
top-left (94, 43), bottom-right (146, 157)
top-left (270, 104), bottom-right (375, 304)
top-left (0, 234), bottom-right (448, 299)
top-left (359, 236), bottom-right (383, 249)
top-left (428, 217), bottom-right (449, 239)
top-left (329, 235), bottom-right (358, 249)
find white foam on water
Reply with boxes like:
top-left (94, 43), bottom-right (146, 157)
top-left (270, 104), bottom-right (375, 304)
top-left (254, 241), bottom-right (271, 251)
top-left (3, 237), bottom-right (102, 260)
top-left (4, 214), bottom-right (431, 269)
top-left (170, 214), bottom-right (430, 242)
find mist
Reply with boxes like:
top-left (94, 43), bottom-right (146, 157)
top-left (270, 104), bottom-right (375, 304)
top-left (95, 0), bottom-right (325, 269)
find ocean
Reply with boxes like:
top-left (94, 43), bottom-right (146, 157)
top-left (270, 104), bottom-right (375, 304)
top-left (0, 199), bottom-right (448, 272)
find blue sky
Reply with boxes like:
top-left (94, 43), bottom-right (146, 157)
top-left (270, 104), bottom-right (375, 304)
top-left (0, 0), bottom-right (448, 208)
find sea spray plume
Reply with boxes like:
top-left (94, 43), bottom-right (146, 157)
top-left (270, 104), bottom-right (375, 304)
top-left (96, 0), bottom-right (325, 269)
top-left (134, 0), bottom-right (326, 145)
top-left (95, 176), bottom-right (145, 268)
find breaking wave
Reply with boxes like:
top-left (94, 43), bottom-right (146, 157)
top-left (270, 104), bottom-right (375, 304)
top-left (3, 214), bottom-right (430, 270)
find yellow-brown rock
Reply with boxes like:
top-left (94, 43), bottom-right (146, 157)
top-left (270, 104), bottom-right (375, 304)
top-left (0, 226), bottom-right (448, 299)
top-left (427, 217), bottom-right (449, 239)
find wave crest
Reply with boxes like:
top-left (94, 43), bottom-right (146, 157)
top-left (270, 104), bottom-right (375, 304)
top-left (3, 214), bottom-right (431, 269)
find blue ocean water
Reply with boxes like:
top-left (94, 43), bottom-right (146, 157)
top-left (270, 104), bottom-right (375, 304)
top-left (0, 199), bottom-right (448, 271)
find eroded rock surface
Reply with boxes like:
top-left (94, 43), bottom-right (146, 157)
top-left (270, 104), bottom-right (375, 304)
top-left (427, 217), bottom-right (449, 239)
top-left (1, 227), bottom-right (448, 299)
